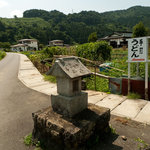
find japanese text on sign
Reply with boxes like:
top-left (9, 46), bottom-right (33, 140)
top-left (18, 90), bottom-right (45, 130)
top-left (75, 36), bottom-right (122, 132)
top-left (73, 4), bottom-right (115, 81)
top-left (128, 37), bottom-right (148, 62)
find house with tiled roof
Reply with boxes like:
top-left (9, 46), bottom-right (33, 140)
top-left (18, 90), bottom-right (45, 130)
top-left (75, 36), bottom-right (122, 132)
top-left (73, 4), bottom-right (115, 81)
top-left (11, 39), bottom-right (38, 52)
top-left (99, 31), bottom-right (132, 48)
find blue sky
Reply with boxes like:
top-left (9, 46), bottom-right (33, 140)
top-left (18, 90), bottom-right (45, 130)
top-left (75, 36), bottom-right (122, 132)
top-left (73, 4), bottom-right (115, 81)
top-left (0, 0), bottom-right (150, 18)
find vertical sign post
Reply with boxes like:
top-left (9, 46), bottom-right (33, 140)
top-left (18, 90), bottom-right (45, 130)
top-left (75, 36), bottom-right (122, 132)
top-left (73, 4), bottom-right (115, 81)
top-left (128, 62), bottom-right (130, 94)
top-left (128, 37), bottom-right (149, 100)
top-left (145, 38), bottom-right (149, 100)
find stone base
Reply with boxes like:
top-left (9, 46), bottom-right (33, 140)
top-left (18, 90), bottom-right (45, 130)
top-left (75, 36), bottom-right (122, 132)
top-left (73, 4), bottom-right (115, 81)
top-left (32, 104), bottom-right (110, 150)
top-left (51, 92), bottom-right (87, 117)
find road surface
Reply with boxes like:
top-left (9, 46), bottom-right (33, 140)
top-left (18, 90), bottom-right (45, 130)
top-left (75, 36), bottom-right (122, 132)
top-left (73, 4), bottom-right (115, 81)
top-left (0, 53), bottom-right (50, 150)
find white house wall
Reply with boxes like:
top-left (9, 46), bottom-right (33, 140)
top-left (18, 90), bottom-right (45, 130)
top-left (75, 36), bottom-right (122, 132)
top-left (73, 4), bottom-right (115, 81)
top-left (28, 41), bottom-right (38, 50)
top-left (110, 39), bottom-right (123, 45)
top-left (19, 40), bottom-right (38, 50)
top-left (11, 46), bottom-right (27, 52)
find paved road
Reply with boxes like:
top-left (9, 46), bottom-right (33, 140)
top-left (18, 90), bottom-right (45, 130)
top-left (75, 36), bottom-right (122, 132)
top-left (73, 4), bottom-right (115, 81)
top-left (0, 53), bottom-right (50, 150)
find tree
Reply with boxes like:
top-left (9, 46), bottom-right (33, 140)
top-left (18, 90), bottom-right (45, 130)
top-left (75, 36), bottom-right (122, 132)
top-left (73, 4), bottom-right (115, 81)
top-left (88, 32), bottom-right (98, 43)
top-left (132, 22), bottom-right (148, 37)
top-left (0, 21), bottom-right (5, 31)
top-left (14, 15), bottom-right (18, 19)
top-left (76, 41), bottom-right (112, 61)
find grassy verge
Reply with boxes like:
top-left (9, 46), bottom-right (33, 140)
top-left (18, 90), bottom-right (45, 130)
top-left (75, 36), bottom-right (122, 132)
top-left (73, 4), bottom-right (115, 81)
top-left (127, 92), bottom-right (141, 99)
top-left (44, 74), bottom-right (110, 93)
top-left (84, 75), bottom-right (110, 92)
top-left (43, 74), bottom-right (56, 83)
top-left (0, 51), bottom-right (6, 60)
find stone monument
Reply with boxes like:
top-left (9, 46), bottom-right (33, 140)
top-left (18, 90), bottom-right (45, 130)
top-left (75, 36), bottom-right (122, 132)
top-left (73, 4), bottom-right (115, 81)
top-left (48, 56), bottom-right (91, 117)
top-left (32, 56), bottom-right (110, 150)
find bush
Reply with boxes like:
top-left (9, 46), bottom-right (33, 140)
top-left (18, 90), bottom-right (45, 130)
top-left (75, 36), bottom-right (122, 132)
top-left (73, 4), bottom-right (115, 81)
top-left (0, 51), bottom-right (6, 60)
top-left (24, 133), bottom-right (32, 146)
top-left (0, 42), bottom-right (11, 49)
top-left (29, 54), bottom-right (42, 62)
top-left (76, 41), bottom-right (112, 61)
top-left (88, 32), bottom-right (98, 42)
top-left (42, 46), bottom-right (67, 58)
top-left (84, 75), bottom-right (109, 92)
top-left (127, 92), bottom-right (141, 99)
top-left (3, 49), bottom-right (12, 52)
top-left (43, 74), bottom-right (56, 83)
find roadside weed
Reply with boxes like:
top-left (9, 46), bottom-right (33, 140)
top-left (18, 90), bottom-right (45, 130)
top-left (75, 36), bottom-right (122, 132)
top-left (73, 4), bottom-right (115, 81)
top-left (135, 137), bottom-right (149, 150)
top-left (43, 74), bottom-right (56, 83)
top-left (109, 124), bottom-right (117, 135)
top-left (24, 133), bottom-right (41, 149)
top-left (127, 92), bottom-right (141, 99)
top-left (24, 133), bottom-right (32, 146)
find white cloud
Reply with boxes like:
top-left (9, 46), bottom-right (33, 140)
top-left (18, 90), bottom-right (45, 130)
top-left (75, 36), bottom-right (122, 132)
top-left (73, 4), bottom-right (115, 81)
top-left (10, 10), bottom-right (23, 18)
top-left (0, 0), bottom-right (8, 8)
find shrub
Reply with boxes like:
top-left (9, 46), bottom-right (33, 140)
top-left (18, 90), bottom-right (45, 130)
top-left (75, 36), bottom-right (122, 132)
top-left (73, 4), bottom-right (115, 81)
top-left (127, 92), bottom-right (141, 99)
top-left (24, 133), bottom-right (32, 146)
top-left (84, 75), bottom-right (110, 92)
top-left (88, 32), bottom-right (98, 43)
top-left (43, 74), bottom-right (56, 83)
top-left (0, 51), bottom-right (6, 60)
top-left (76, 41), bottom-right (112, 61)
top-left (0, 42), bottom-right (11, 49)
top-left (42, 46), bottom-right (67, 58)
top-left (3, 49), bottom-right (12, 52)
top-left (29, 54), bottom-right (42, 62)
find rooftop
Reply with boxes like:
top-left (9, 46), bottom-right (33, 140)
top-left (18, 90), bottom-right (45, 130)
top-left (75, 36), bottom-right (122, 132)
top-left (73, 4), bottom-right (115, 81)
top-left (101, 31), bottom-right (132, 40)
top-left (18, 39), bottom-right (37, 42)
top-left (47, 56), bottom-right (92, 78)
top-left (50, 40), bottom-right (64, 43)
top-left (11, 44), bottom-right (27, 48)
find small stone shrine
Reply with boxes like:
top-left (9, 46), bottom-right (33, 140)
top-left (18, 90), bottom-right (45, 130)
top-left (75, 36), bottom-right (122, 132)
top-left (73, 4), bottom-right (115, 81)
top-left (32, 56), bottom-right (110, 150)
top-left (49, 56), bottom-right (91, 117)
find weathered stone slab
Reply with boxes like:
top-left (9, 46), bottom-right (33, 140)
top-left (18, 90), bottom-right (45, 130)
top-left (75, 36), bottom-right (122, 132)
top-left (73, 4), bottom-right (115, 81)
top-left (134, 102), bottom-right (150, 125)
top-left (111, 99), bottom-right (147, 119)
top-left (19, 75), bottom-right (43, 80)
top-left (19, 70), bottom-right (40, 77)
top-left (33, 84), bottom-right (53, 91)
top-left (20, 61), bottom-right (34, 66)
top-left (87, 90), bottom-right (103, 96)
top-left (88, 92), bottom-right (108, 104)
top-left (40, 87), bottom-right (57, 95)
top-left (32, 104), bottom-right (110, 150)
top-left (51, 92), bottom-right (88, 117)
top-left (21, 78), bottom-right (45, 85)
top-left (96, 94), bottom-right (126, 110)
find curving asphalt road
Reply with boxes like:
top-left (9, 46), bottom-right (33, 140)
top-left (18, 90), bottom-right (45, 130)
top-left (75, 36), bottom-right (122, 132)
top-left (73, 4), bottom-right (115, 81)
top-left (0, 53), bottom-right (50, 150)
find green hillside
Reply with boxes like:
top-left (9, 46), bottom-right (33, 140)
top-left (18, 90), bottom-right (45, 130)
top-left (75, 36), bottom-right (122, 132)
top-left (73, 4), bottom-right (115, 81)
top-left (0, 6), bottom-right (150, 45)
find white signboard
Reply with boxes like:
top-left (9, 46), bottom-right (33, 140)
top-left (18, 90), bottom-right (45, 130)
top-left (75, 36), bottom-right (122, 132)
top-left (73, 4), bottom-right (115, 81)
top-left (128, 37), bottom-right (148, 62)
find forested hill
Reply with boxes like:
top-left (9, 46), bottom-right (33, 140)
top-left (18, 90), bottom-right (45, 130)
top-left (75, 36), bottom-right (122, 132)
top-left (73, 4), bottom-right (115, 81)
top-left (1, 6), bottom-right (150, 45)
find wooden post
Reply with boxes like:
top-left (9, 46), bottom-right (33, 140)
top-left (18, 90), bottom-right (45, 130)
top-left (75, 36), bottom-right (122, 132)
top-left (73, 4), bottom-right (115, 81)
top-left (128, 62), bottom-right (131, 95)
